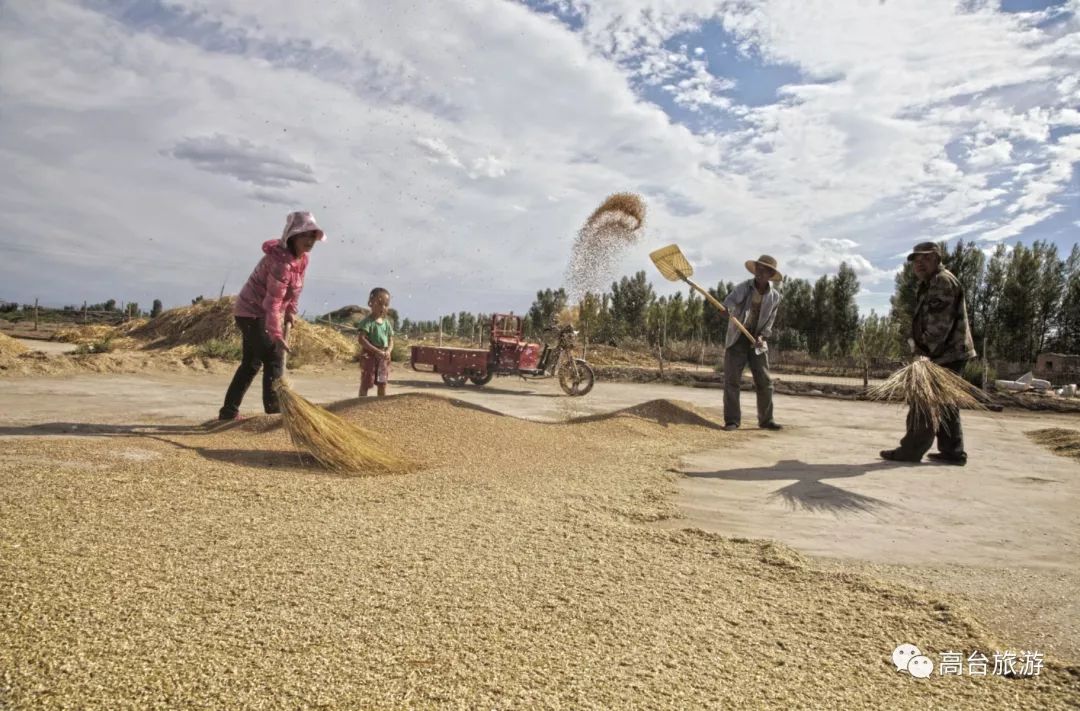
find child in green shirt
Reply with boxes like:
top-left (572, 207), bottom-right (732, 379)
top-left (357, 287), bottom-right (394, 397)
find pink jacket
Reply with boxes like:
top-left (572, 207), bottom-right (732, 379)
top-left (235, 211), bottom-right (324, 342)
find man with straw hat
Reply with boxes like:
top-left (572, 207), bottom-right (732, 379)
top-left (880, 241), bottom-right (977, 465)
top-left (722, 255), bottom-right (783, 431)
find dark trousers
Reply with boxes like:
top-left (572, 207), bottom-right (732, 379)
top-left (723, 335), bottom-right (774, 427)
top-left (895, 359), bottom-right (967, 459)
top-left (219, 317), bottom-right (283, 418)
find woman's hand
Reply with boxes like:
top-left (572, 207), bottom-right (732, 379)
top-left (284, 313), bottom-right (295, 328)
top-left (274, 338), bottom-right (291, 357)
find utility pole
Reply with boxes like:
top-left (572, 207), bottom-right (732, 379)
top-left (33, 298), bottom-right (39, 331)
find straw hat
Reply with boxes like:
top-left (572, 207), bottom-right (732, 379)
top-left (744, 254), bottom-right (782, 281)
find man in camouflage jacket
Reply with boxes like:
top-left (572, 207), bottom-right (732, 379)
top-left (881, 242), bottom-right (977, 466)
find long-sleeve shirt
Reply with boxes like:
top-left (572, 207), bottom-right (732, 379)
top-left (722, 279), bottom-right (781, 348)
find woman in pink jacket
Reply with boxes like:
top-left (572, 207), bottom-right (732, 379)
top-left (219, 211), bottom-right (325, 420)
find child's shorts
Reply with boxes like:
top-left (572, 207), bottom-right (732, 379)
top-left (360, 353), bottom-right (389, 390)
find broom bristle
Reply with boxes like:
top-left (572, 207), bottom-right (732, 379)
top-left (866, 359), bottom-right (987, 430)
top-left (273, 379), bottom-right (410, 473)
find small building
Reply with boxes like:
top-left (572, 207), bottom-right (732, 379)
top-left (1034, 352), bottom-right (1080, 386)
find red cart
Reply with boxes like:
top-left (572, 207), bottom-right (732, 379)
top-left (410, 313), bottom-right (594, 396)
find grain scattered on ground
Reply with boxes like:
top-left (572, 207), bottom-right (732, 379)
top-left (1026, 428), bottom-right (1080, 463)
top-left (2, 394), bottom-right (1077, 708)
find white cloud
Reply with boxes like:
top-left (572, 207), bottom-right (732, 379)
top-left (1, 0), bottom-right (1078, 320)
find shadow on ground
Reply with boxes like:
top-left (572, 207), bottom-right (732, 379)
top-left (681, 459), bottom-right (915, 515)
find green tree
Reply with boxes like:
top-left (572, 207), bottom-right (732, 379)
top-left (889, 262), bottom-right (918, 347)
top-left (830, 262), bottom-right (860, 356)
top-left (999, 243), bottom-right (1040, 361)
top-left (976, 243), bottom-right (1008, 355)
top-left (527, 288), bottom-right (567, 333)
top-left (808, 275), bottom-right (832, 356)
top-left (609, 271), bottom-right (654, 340)
top-left (703, 281), bottom-right (735, 343)
top-left (773, 277), bottom-right (811, 352)
top-left (1056, 267), bottom-right (1080, 353)
top-left (1034, 241), bottom-right (1065, 355)
top-left (854, 310), bottom-right (901, 365)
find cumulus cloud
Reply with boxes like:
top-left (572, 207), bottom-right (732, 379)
top-left (1, 0), bottom-right (1078, 322)
top-left (168, 134), bottom-right (317, 188)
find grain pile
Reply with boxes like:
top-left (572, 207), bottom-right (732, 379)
top-left (1, 394), bottom-right (1076, 708)
top-left (565, 192), bottom-right (647, 303)
top-left (1026, 428), bottom-right (1080, 462)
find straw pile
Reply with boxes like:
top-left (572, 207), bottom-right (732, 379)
top-left (866, 359), bottom-right (986, 429)
top-left (288, 320), bottom-right (357, 366)
top-left (53, 324), bottom-right (138, 350)
top-left (0, 331), bottom-right (28, 357)
top-left (272, 379), bottom-right (409, 473)
top-left (130, 297), bottom-right (354, 365)
top-left (55, 324), bottom-right (121, 344)
top-left (1026, 428), bottom-right (1080, 462)
top-left (566, 192), bottom-right (647, 302)
top-left (130, 297), bottom-right (238, 347)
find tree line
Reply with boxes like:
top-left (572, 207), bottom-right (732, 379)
top-left (406, 238), bottom-right (1080, 367)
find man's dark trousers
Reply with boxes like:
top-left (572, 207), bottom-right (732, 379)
top-left (895, 359), bottom-right (968, 460)
top-left (723, 334), bottom-right (774, 427)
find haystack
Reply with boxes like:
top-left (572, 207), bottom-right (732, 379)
top-left (0, 332), bottom-right (28, 357)
top-left (130, 297), bottom-right (355, 365)
top-left (130, 297), bottom-right (239, 348)
top-left (289, 320), bottom-right (357, 366)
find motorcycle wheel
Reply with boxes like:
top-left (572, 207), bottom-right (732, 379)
top-left (558, 358), bottom-right (595, 396)
top-left (470, 372), bottom-right (493, 386)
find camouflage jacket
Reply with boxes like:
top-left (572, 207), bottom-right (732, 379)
top-left (911, 266), bottom-right (977, 365)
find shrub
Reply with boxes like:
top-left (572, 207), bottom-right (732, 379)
top-left (74, 337), bottom-right (115, 355)
top-left (962, 360), bottom-right (995, 387)
top-left (197, 338), bottom-right (243, 360)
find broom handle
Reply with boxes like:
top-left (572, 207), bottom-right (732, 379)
top-left (280, 321), bottom-right (291, 372)
top-left (679, 273), bottom-right (758, 343)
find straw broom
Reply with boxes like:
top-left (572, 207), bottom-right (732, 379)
top-left (272, 324), bottom-right (409, 474)
top-left (865, 358), bottom-right (987, 431)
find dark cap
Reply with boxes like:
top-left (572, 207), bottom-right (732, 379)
top-left (907, 242), bottom-right (943, 262)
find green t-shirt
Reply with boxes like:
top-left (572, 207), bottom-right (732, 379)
top-left (358, 315), bottom-right (394, 349)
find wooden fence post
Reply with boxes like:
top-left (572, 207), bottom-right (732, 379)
top-left (33, 298), bottom-right (39, 331)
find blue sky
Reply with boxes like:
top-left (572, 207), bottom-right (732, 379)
top-left (1, 0), bottom-right (1078, 321)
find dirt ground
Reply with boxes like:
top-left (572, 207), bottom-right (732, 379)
top-left (1, 367), bottom-right (1078, 708)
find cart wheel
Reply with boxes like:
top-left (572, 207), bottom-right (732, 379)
top-left (441, 374), bottom-right (468, 388)
top-left (470, 372), bottom-right (493, 386)
top-left (558, 358), bottom-right (595, 396)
